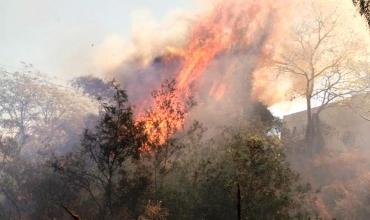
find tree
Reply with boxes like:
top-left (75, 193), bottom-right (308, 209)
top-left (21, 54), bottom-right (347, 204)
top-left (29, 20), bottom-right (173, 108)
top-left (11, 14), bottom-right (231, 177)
top-left (228, 134), bottom-right (305, 220)
top-left (0, 66), bottom-right (95, 219)
top-left (276, 7), bottom-right (369, 152)
top-left (0, 136), bottom-right (23, 219)
top-left (353, 0), bottom-right (370, 26)
top-left (139, 80), bottom-right (193, 194)
top-left (157, 131), bottom-right (309, 220)
top-left (0, 67), bottom-right (44, 146)
top-left (0, 66), bottom-right (95, 155)
top-left (53, 81), bottom-right (147, 219)
top-left (155, 103), bottom-right (311, 220)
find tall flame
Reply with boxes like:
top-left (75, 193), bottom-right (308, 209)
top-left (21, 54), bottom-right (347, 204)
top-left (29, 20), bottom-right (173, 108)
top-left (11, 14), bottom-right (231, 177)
top-left (131, 0), bottom-right (291, 148)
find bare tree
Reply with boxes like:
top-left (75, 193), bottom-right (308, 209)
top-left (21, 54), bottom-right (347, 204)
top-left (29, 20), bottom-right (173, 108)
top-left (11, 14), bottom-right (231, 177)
top-left (276, 7), bottom-right (369, 151)
top-left (0, 67), bottom-right (43, 146)
top-left (0, 66), bottom-right (95, 154)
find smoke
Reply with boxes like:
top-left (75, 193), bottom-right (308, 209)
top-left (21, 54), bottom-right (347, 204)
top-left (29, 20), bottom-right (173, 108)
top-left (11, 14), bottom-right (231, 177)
top-left (94, 0), bottom-right (297, 131)
top-left (70, 1), bottom-right (370, 217)
top-left (91, 0), bottom-right (370, 130)
top-left (84, 0), bottom-right (368, 115)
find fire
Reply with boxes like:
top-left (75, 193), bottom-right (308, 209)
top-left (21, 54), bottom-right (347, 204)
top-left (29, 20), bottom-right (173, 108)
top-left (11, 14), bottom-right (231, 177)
top-left (138, 80), bottom-right (191, 151)
top-left (135, 0), bottom-right (292, 149)
top-left (176, 3), bottom-right (233, 89)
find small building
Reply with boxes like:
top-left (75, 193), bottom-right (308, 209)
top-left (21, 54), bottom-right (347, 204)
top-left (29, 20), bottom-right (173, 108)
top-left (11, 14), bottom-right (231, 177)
top-left (283, 95), bottom-right (370, 150)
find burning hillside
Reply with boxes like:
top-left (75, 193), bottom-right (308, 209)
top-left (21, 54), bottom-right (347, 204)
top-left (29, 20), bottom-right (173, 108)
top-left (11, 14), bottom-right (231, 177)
top-left (106, 0), bottom-right (295, 143)
top-left (3, 0), bottom-right (370, 219)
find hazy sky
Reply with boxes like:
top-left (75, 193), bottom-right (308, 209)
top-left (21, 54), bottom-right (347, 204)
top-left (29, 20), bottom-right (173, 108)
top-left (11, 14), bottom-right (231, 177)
top-left (0, 0), bottom-right (194, 78)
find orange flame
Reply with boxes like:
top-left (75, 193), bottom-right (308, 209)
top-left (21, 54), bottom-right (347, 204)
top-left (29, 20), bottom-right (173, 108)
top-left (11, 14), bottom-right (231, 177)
top-left (138, 80), bottom-right (191, 151)
top-left (137, 0), bottom-right (291, 149)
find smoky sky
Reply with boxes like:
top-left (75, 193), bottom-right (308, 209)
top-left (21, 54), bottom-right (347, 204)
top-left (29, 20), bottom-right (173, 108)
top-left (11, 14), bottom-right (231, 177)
top-left (0, 0), bottom-right (194, 78)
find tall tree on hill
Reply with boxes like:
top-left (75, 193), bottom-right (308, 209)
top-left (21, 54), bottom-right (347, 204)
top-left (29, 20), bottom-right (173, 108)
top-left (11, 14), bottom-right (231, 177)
top-left (276, 6), bottom-right (369, 152)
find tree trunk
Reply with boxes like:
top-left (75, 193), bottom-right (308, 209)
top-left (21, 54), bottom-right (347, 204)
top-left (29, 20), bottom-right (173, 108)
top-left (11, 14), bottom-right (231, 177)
top-left (305, 96), bottom-right (314, 152)
top-left (101, 171), bottom-right (113, 220)
top-left (154, 161), bottom-right (158, 195)
top-left (312, 112), bottom-right (323, 152)
top-left (237, 183), bottom-right (241, 220)
top-left (106, 178), bottom-right (113, 217)
top-left (305, 95), bottom-right (324, 154)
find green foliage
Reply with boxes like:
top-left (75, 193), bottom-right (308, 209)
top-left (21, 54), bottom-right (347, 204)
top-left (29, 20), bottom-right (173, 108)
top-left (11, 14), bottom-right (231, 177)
top-left (0, 77), bottom-right (310, 220)
top-left (53, 81), bottom-right (149, 219)
top-left (81, 81), bottom-right (146, 174)
top-left (228, 134), bottom-right (302, 219)
top-left (155, 131), bottom-right (307, 220)
top-left (150, 103), bottom-right (309, 220)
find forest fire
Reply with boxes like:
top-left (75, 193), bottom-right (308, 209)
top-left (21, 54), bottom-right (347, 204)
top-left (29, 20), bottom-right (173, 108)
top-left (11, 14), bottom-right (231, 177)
top-left (135, 0), bottom-right (291, 148)
top-left (138, 80), bottom-right (191, 151)
top-left (3, 0), bottom-right (370, 219)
